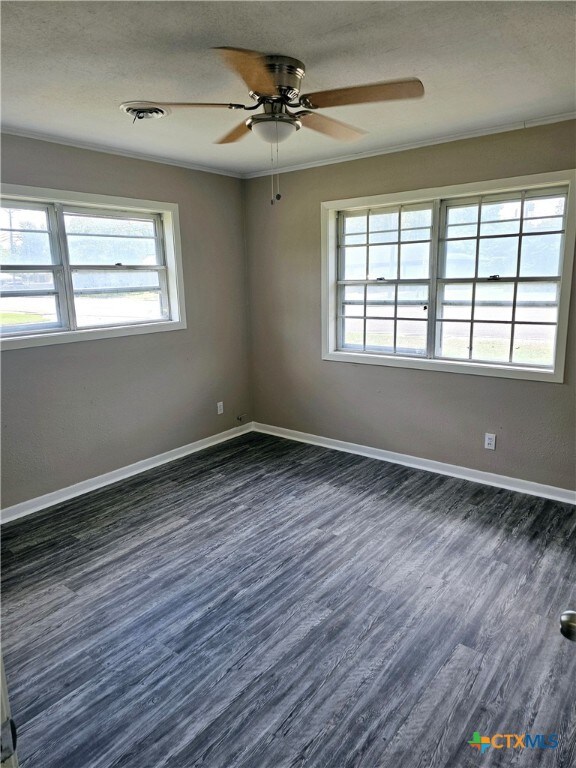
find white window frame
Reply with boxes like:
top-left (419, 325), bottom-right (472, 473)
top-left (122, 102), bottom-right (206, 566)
top-left (1, 184), bottom-right (186, 350)
top-left (321, 171), bottom-right (576, 382)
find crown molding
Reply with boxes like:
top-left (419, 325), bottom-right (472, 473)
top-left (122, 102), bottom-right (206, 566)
top-left (3, 112), bottom-right (575, 180)
top-left (244, 112), bottom-right (576, 178)
top-left (0, 128), bottom-right (243, 178)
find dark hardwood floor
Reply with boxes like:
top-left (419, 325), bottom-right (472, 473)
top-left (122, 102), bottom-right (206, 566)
top-left (2, 433), bottom-right (575, 768)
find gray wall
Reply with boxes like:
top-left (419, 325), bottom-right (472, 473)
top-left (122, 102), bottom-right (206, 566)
top-left (2, 123), bottom-right (575, 508)
top-left (244, 121), bottom-right (576, 491)
top-left (1, 135), bottom-right (252, 507)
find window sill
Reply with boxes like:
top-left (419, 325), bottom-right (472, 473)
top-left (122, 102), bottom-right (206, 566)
top-left (1, 319), bottom-right (187, 351)
top-left (322, 349), bottom-right (563, 382)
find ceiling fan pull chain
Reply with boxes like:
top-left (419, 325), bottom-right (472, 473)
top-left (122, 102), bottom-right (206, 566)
top-left (270, 129), bottom-right (282, 205)
top-left (270, 141), bottom-right (275, 205)
top-left (275, 135), bottom-right (281, 202)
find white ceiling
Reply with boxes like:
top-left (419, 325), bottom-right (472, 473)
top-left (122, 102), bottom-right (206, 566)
top-left (2, 1), bottom-right (575, 177)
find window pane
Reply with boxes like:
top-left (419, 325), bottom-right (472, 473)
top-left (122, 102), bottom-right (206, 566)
top-left (480, 220), bottom-right (520, 236)
top-left (512, 324), bottom-right (556, 366)
top-left (400, 242), bottom-right (429, 279)
top-left (1, 207), bottom-right (48, 231)
top-left (369, 210), bottom-right (398, 231)
top-left (443, 240), bottom-right (476, 278)
top-left (1, 294), bottom-right (59, 330)
top-left (63, 214), bottom-right (155, 238)
top-left (341, 284), bottom-right (364, 317)
top-left (0, 230), bottom-right (53, 265)
top-left (366, 319), bottom-right (394, 350)
top-left (344, 234), bottom-right (366, 246)
top-left (342, 247), bottom-right (366, 280)
top-left (524, 196), bottom-right (565, 218)
top-left (343, 285), bottom-right (364, 302)
top-left (366, 284), bottom-right (395, 317)
top-left (447, 204), bottom-right (478, 226)
top-left (67, 235), bottom-right (159, 266)
top-left (74, 292), bottom-right (165, 328)
top-left (446, 223), bottom-right (477, 239)
top-left (369, 231), bottom-right (398, 244)
top-left (396, 320), bottom-right (427, 355)
top-left (523, 216), bottom-right (564, 234)
top-left (401, 207), bottom-right (432, 229)
top-left (342, 317), bottom-right (363, 347)
top-left (344, 214), bottom-right (367, 234)
top-left (71, 270), bottom-right (161, 291)
top-left (436, 321), bottom-right (471, 359)
top-left (472, 322), bottom-right (511, 362)
top-left (519, 234), bottom-right (562, 277)
top-left (401, 228), bottom-right (431, 242)
top-left (481, 199), bottom-right (521, 222)
top-left (397, 284), bottom-right (428, 318)
top-left (515, 282), bottom-right (559, 323)
top-left (0, 271), bottom-right (55, 292)
top-left (474, 282), bottom-right (514, 322)
top-left (477, 237), bottom-right (518, 277)
top-left (344, 303), bottom-right (364, 317)
top-left (437, 283), bottom-right (473, 320)
top-left (368, 245), bottom-right (397, 280)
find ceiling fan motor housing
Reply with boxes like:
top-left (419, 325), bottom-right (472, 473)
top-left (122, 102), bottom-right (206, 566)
top-left (251, 55), bottom-right (306, 101)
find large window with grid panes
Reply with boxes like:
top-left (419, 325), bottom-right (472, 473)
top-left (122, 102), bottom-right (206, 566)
top-left (0, 186), bottom-right (185, 349)
top-left (322, 172), bottom-right (575, 382)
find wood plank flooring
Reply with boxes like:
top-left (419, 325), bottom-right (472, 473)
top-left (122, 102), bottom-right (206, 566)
top-left (2, 433), bottom-right (575, 768)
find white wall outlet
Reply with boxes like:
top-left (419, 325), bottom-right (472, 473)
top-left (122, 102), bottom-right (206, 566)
top-left (217, 401), bottom-right (224, 415)
top-left (484, 433), bottom-right (496, 450)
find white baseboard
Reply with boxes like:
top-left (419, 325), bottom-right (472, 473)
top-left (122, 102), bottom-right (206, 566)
top-left (0, 423), bottom-right (254, 524)
top-left (2, 420), bottom-right (573, 524)
top-left (253, 423), bottom-right (576, 505)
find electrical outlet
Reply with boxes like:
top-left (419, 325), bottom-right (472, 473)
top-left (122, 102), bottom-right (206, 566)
top-left (484, 433), bottom-right (496, 451)
top-left (217, 401), bottom-right (224, 415)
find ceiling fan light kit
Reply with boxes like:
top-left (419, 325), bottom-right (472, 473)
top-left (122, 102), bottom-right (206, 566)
top-left (119, 47), bottom-right (424, 145)
top-left (249, 114), bottom-right (301, 143)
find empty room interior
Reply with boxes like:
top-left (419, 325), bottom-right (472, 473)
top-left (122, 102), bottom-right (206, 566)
top-left (1, 2), bottom-right (576, 767)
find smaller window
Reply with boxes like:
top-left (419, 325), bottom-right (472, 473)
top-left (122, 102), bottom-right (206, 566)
top-left (1, 187), bottom-right (186, 349)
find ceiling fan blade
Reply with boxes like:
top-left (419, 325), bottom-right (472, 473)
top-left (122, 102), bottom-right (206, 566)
top-left (215, 120), bottom-right (250, 144)
top-left (300, 112), bottom-right (366, 142)
top-left (301, 78), bottom-right (424, 109)
top-left (214, 47), bottom-right (276, 95)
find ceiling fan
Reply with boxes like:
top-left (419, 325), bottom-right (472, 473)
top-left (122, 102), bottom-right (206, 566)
top-left (120, 47), bottom-right (424, 145)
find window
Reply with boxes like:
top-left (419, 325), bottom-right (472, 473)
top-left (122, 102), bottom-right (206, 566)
top-left (338, 203), bottom-right (433, 356)
top-left (322, 172), bottom-right (576, 382)
top-left (1, 186), bottom-right (185, 349)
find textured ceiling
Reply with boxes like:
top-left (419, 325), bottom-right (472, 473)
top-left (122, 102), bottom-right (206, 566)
top-left (2, 1), bottom-right (575, 176)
